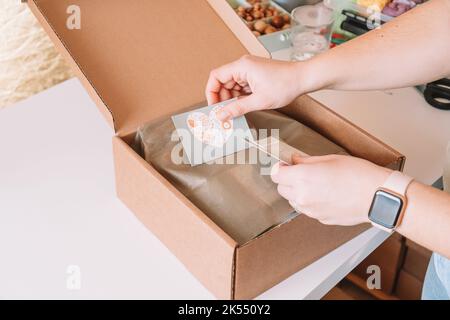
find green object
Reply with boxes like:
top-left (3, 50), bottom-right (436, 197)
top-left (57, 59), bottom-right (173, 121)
top-left (331, 38), bottom-right (346, 45)
top-left (329, 0), bottom-right (358, 39)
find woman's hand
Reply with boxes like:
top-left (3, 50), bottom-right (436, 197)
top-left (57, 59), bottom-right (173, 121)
top-left (271, 154), bottom-right (392, 226)
top-left (205, 55), bottom-right (313, 121)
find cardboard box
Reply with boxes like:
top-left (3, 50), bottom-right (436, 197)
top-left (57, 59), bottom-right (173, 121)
top-left (27, 0), bottom-right (405, 299)
top-left (403, 240), bottom-right (432, 282)
top-left (395, 270), bottom-right (423, 300)
top-left (350, 234), bottom-right (405, 295)
top-left (391, 240), bottom-right (430, 300)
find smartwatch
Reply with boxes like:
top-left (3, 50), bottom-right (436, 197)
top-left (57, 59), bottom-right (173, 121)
top-left (368, 171), bottom-right (414, 232)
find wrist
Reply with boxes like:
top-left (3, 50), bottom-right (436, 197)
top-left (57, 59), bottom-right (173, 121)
top-left (292, 57), bottom-right (335, 96)
top-left (395, 180), bottom-right (419, 235)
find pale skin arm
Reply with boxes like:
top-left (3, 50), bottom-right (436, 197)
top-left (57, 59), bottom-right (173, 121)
top-left (270, 155), bottom-right (450, 260)
top-left (206, 0), bottom-right (450, 119)
top-left (309, 0), bottom-right (450, 92)
top-left (397, 181), bottom-right (450, 258)
top-left (206, 0), bottom-right (450, 258)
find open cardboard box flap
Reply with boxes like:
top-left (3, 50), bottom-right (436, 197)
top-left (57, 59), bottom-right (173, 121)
top-left (27, 0), bottom-right (269, 134)
top-left (26, 0), bottom-right (404, 167)
top-left (27, 0), bottom-right (406, 299)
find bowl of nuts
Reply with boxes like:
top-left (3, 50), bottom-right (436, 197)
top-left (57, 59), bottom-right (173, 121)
top-left (232, 0), bottom-right (292, 37)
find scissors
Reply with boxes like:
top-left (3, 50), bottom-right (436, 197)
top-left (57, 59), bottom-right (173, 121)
top-left (423, 78), bottom-right (450, 111)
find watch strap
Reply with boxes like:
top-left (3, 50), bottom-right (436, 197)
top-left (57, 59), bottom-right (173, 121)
top-left (370, 171), bottom-right (414, 232)
top-left (382, 171), bottom-right (414, 196)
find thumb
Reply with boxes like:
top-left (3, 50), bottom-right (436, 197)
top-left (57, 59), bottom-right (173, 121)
top-left (291, 153), bottom-right (337, 165)
top-left (217, 95), bottom-right (260, 121)
top-left (291, 153), bottom-right (309, 165)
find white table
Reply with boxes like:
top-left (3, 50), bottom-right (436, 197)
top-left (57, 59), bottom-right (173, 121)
top-left (0, 77), bottom-right (448, 300)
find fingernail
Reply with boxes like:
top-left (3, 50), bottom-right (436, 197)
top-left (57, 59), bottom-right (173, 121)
top-left (270, 162), bottom-right (280, 177)
top-left (217, 110), bottom-right (231, 121)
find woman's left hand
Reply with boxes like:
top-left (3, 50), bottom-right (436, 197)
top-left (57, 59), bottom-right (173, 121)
top-left (271, 154), bottom-right (393, 226)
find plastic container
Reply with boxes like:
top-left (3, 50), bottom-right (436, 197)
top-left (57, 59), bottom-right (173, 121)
top-left (228, 0), bottom-right (292, 36)
top-left (273, 0), bottom-right (322, 12)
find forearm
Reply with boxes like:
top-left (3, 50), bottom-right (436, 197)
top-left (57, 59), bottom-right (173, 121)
top-left (300, 0), bottom-right (450, 93)
top-left (396, 181), bottom-right (450, 259)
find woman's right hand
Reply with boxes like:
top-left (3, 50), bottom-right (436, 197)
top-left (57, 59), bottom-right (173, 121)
top-left (205, 55), bottom-right (314, 121)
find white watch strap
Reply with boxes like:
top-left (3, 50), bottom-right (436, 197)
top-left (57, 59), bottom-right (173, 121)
top-left (382, 171), bottom-right (414, 196)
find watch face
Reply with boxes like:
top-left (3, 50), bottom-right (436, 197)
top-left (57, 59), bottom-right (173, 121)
top-left (368, 190), bottom-right (403, 229)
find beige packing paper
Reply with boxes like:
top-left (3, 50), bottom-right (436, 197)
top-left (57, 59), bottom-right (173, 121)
top-left (136, 110), bottom-right (348, 244)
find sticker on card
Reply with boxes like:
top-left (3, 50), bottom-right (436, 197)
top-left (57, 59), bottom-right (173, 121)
top-left (171, 98), bottom-right (254, 166)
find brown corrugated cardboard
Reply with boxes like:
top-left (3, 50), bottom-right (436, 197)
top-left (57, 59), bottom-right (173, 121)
top-left (405, 239), bottom-right (433, 258)
top-left (395, 271), bottom-right (423, 300)
top-left (113, 135), bottom-right (237, 298)
top-left (322, 287), bottom-right (355, 300)
top-left (27, 0), bottom-right (268, 134)
top-left (235, 216), bottom-right (367, 299)
top-left (27, 0), bottom-right (406, 299)
top-left (137, 110), bottom-right (350, 245)
top-left (280, 96), bottom-right (405, 169)
top-left (403, 240), bottom-right (432, 282)
top-left (346, 273), bottom-right (399, 300)
top-left (351, 234), bottom-right (405, 295)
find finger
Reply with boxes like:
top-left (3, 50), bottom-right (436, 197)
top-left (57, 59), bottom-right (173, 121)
top-left (289, 200), bottom-right (307, 213)
top-left (242, 85), bottom-right (252, 94)
top-left (205, 75), bottom-right (222, 105)
top-left (271, 162), bottom-right (308, 186)
top-left (291, 154), bottom-right (308, 165)
top-left (271, 162), bottom-right (294, 185)
top-left (224, 80), bottom-right (237, 90)
top-left (323, 220), bottom-right (342, 226)
top-left (291, 153), bottom-right (337, 165)
top-left (277, 184), bottom-right (295, 201)
top-left (216, 94), bottom-right (259, 121)
top-left (206, 86), bottom-right (220, 106)
top-left (231, 90), bottom-right (241, 98)
top-left (205, 61), bottom-right (241, 105)
top-left (270, 162), bottom-right (285, 177)
top-left (289, 200), bottom-right (297, 209)
top-left (219, 87), bottom-right (232, 102)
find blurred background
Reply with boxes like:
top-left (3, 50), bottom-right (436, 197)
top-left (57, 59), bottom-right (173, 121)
top-left (0, 0), bottom-right (73, 109)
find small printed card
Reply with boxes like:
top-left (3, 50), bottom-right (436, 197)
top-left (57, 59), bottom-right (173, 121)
top-left (172, 98), bottom-right (254, 166)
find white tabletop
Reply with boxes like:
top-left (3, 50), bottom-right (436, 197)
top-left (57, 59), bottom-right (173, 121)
top-left (0, 77), bottom-right (448, 299)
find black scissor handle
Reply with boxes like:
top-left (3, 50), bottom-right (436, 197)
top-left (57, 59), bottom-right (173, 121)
top-left (424, 78), bottom-right (450, 111)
